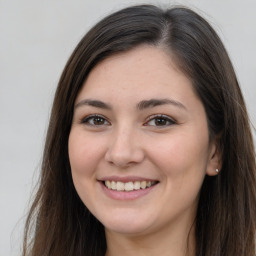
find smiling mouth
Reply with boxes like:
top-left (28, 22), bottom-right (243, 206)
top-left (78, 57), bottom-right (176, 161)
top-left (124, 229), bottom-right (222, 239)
top-left (103, 180), bottom-right (158, 192)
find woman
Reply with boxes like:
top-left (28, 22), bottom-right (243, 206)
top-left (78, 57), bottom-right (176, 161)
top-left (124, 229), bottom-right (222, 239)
top-left (22, 4), bottom-right (256, 256)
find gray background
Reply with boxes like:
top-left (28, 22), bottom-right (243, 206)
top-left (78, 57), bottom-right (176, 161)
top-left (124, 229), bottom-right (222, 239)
top-left (0, 0), bottom-right (255, 255)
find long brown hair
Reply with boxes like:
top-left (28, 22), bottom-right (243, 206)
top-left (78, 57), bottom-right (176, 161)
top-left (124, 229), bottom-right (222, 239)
top-left (22, 5), bottom-right (256, 256)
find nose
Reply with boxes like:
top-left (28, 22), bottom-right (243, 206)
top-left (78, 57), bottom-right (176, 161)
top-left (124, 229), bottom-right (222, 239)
top-left (104, 126), bottom-right (145, 168)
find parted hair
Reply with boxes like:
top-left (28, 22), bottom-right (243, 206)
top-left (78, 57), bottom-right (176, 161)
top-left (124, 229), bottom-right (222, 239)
top-left (22, 4), bottom-right (256, 256)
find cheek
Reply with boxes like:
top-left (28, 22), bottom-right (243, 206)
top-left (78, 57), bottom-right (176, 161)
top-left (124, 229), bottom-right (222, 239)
top-left (150, 131), bottom-right (210, 178)
top-left (68, 130), bottom-right (104, 206)
top-left (68, 130), bottom-right (104, 173)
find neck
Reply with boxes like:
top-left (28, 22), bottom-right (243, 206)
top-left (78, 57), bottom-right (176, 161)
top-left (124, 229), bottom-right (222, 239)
top-left (105, 219), bottom-right (196, 256)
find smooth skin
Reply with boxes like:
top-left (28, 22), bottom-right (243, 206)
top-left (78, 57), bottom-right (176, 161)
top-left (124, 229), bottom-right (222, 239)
top-left (68, 45), bottom-right (221, 256)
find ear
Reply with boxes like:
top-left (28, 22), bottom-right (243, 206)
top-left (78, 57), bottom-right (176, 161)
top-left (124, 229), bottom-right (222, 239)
top-left (206, 139), bottom-right (222, 176)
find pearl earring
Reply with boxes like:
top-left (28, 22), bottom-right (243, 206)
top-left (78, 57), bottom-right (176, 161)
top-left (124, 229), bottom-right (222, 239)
top-left (216, 168), bottom-right (219, 173)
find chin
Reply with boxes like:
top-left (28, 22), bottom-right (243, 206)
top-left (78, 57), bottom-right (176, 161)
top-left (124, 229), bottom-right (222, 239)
top-left (97, 211), bottom-right (155, 236)
top-left (104, 221), bottom-right (151, 236)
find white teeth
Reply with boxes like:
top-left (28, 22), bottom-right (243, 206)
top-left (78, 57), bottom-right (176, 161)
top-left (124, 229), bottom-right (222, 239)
top-left (116, 181), bottom-right (125, 191)
top-left (104, 180), bottom-right (157, 191)
top-left (124, 182), bottom-right (133, 191)
top-left (105, 180), bottom-right (111, 189)
top-left (134, 181), bottom-right (140, 190)
top-left (140, 181), bottom-right (146, 189)
top-left (111, 181), bottom-right (116, 190)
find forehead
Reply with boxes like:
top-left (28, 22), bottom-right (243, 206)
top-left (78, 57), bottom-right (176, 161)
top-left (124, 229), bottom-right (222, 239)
top-left (76, 45), bottom-right (197, 106)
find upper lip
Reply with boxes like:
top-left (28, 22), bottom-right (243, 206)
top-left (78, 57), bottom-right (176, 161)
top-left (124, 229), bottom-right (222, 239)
top-left (98, 176), bottom-right (159, 183)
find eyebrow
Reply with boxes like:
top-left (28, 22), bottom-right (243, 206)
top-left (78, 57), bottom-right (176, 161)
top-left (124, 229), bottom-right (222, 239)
top-left (137, 98), bottom-right (187, 111)
top-left (75, 99), bottom-right (112, 110)
top-left (75, 98), bottom-right (187, 111)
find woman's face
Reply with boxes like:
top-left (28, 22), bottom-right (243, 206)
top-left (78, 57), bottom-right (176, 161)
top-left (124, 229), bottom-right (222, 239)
top-left (69, 46), bottom-right (219, 237)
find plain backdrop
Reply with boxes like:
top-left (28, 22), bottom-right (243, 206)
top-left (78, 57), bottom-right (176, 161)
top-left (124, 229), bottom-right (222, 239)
top-left (0, 0), bottom-right (255, 255)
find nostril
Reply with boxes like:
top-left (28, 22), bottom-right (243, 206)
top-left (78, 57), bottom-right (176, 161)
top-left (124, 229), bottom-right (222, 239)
top-left (105, 145), bottom-right (145, 168)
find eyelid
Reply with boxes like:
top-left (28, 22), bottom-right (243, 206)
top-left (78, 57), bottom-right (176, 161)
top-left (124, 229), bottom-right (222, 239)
top-left (80, 114), bottom-right (111, 126)
top-left (144, 114), bottom-right (177, 126)
top-left (79, 113), bottom-right (176, 127)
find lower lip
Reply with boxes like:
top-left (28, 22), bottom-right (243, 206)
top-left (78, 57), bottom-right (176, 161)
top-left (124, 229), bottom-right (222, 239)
top-left (99, 182), bottom-right (157, 200)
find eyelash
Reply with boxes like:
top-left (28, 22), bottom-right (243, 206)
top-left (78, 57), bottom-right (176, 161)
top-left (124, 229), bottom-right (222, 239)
top-left (144, 114), bottom-right (176, 127)
top-left (80, 114), bottom-right (176, 127)
top-left (81, 114), bottom-right (110, 126)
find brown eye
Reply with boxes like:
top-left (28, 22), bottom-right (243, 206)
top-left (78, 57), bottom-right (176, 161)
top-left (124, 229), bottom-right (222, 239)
top-left (154, 117), bottom-right (168, 126)
top-left (92, 116), bottom-right (105, 125)
top-left (82, 115), bottom-right (110, 126)
top-left (145, 115), bottom-right (176, 127)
